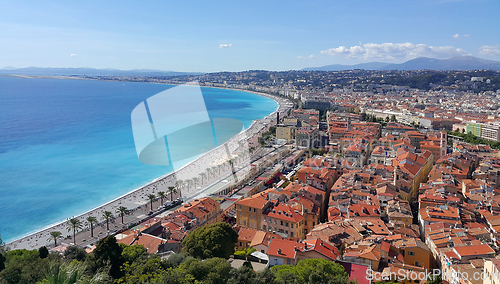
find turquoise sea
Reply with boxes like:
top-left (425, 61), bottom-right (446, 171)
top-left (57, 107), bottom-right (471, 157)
top-left (0, 76), bottom-right (278, 243)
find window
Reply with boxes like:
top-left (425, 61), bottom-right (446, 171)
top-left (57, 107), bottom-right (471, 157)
top-left (291, 232), bottom-right (294, 237)
top-left (305, 221), bottom-right (308, 225)
top-left (264, 217), bottom-right (266, 222)
top-left (244, 220), bottom-right (247, 226)
top-left (312, 222), bottom-right (315, 226)
top-left (415, 261), bottom-right (420, 267)
top-left (291, 224), bottom-right (293, 228)
top-left (287, 259), bottom-right (291, 265)
top-left (263, 225), bottom-right (266, 231)
top-left (408, 251), bottom-right (414, 256)
top-left (253, 208), bottom-right (256, 212)
top-left (285, 222), bottom-right (289, 227)
top-left (281, 221), bottom-right (283, 226)
top-left (249, 207), bottom-right (251, 211)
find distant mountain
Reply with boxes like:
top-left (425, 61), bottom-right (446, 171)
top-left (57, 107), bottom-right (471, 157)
top-left (0, 67), bottom-right (204, 77)
top-left (302, 62), bottom-right (388, 71)
top-left (302, 56), bottom-right (500, 71)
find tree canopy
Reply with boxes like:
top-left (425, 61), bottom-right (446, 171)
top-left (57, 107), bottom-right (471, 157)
top-left (182, 222), bottom-right (238, 259)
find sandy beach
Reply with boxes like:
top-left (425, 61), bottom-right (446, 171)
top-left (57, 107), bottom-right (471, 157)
top-left (6, 86), bottom-right (291, 251)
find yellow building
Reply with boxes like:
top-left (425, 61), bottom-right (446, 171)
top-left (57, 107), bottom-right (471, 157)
top-left (235, 194), bottom-right (270, 230)
top-left (484, 259), bottom-right (500, 284)
top-left (276, 125), bottom-right (295, 141)
top-left (393, 238), bottom-right (433, 270)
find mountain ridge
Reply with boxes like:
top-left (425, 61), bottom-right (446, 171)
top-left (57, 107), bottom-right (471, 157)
top-left (302, 56), bottom-right (500, 71)
top-left (0, 66), bottom-right (204, 77)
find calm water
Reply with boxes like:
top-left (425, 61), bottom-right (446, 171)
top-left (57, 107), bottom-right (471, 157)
top-left (0, 76), bottom-right (277, 243)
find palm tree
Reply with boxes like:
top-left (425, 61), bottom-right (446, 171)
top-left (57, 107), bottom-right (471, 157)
top-left (147, 194), bottom-right (156, 210)
top-left (102, 211), bottom-right (114, 231)
top-left (66, 218), bottom-right (83, 245)
top-left (206, 167), bottom-right (212, 179)
top-left (211, 166), bottom-right (217, 178)
top-left (157, 191), bottom-right (166, 205)
top-left (48, 231), bottom-right (62, 247)
top-left (177, 180), bottom-right (184, 190)
top-left (116, 206), bottom-right (129, 224)
top-left (168, 186), bottom-right (177, 201)
top-left (175, 181), bottom-right (182, 198)
top-left (86, 216), bottom-right (98, 238)
top-left (200, 172), bottom-right (207, 184)
top-left (192, 177), bottom-right (199, 188)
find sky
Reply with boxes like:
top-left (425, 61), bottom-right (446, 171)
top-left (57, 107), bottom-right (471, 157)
top-left (0, 0), bottom-right (499, 72)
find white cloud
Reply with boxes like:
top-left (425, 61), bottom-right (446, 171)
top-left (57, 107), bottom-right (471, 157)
top-left (479, 45), bottom-right (500, 56)
top-left (219, 43), bottom-right (231, 48)
top-left (453, 34), bottom-right (460, 39)
top-left (297, 54), bottom-right (315, 59)
top-left (320, 42), bottom-right (468, 61)
top-left (70, 54), bottom-right (77, 57)
top-left (463, 34), bottom-right (470, 38)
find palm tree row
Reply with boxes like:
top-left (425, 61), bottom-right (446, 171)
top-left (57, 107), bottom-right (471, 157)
top-left (49, 206), bottom-right (130, 246)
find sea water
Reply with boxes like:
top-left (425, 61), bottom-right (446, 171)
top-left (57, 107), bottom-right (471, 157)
top-left (0, 76), bottom-right (277, 243)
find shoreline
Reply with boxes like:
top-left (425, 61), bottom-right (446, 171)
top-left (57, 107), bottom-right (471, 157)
top-left (5, 79), bottom-right (291, 250)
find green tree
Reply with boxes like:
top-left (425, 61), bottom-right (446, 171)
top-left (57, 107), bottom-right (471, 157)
top-left (116, 206), bottom-right (130, 224)
top-left (427, 275), bottom-right (443, 284)
top-left (102, 211), bottom-right (114, 231)
top-left (86, 216), bottom-right (98, 238)
top-left (39, 261), bottom-right (109, 284)
top-left (180, 257), bottom-right (232, 284)
top-left (168, 186), bottom-right (177, 202)
top-left (234, 247), bottom-right (256, 260)
top-left (271, 258), bottom-right (348, 284)
top-left (253, 268), bottom-right (278, 284)
top-left (0, 249), bottom-right (51, 284)
top-left (121, 244), bottom-right (148, 264)
top-left (182, 222), bottom-right (238, 259)
top-left (228, 264), bottom-right (256, 284)
top-left (147, 194), bottom-right (156, 211)
top-left (48, 231), bottom-right (63, 247)
top-left (88, 235), bottom-right (124, 279)
top-left (64, 246), bottom-right (87, 261)
top-left (66, 218), bottom-right (83, 245)
top-left (175, 181), bottom-right (182, 198)
top-left (158, 191), bottom-right (166, 205)
top-left (38, 246), bottom-right (49, 259)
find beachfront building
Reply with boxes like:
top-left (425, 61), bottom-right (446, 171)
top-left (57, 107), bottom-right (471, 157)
top-left (175, 197), bottom-right (221, 228)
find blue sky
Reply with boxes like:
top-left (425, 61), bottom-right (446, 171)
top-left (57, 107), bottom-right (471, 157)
top-left (0, 0), bottom-right (499, 72)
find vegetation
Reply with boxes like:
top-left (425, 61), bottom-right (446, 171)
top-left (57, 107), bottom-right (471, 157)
top-left (116, 206), bottom-right (129, 224)
top-left (271, 259), bottom-right (351, 284)
top-left (168, 186), bottom-right (177, 202)
top-left (48, 231), bottom-right (62, 248)
top-left (102, 211), bottom-right (115, 231)
top-left (182, 222), bottom-right (238, 259)
top-left (157, 191), bottom-right (166, 205)
top-left (448, 130), bottom-right (500, 149)
top-left (0, 223), bottom-right (356, 284)
top-left (86, 216), bottom-right (98, 238)
top-left (147, 194), bottom-right (156, 211)
top-left (66, 218), bottom-right (83, 245)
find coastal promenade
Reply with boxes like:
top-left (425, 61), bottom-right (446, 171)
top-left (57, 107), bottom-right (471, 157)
top-left (6, 89), bottom-right (291, 251)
